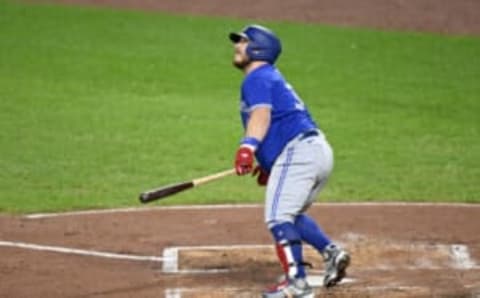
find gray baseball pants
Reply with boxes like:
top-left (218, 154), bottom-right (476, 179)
top-left (265, 131), bottom-right (334, 227)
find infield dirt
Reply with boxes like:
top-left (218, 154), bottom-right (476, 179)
top-left (1, 204), bottom-right (480, 297)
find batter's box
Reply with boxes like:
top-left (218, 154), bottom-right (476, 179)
top-left (340, 234), bottom-right (477, 270)
top-left (162, 237), bottom-right (477, 274)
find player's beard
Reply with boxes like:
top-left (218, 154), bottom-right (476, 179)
top-left (233, 56), bottom-right (251, 70)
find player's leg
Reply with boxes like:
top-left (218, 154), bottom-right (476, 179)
top-left (295, 211), bottom-right (351, 288)
top-left (263, 222), bottom-right (313, 297)
top-left (295, 179), bottom-right (332, 254)
top-left (264, 146), bottom-right (311, 280)
top-left (294, 136), bottom-right (350, 288)
top-left (270, 221), bottom-right (307, 279)
top-left (284, 134), bottom-right (334, 254)
top-left (265, 143), bottom-right (319, 277)
top-left (263, 143), bottom-right (317, 297)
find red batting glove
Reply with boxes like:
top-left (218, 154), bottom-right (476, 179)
top-left (252, 165), bottom-right (269, 186)
top-left (235, 146), bottom-right (254, 175)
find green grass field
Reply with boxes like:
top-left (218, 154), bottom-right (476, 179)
top-left (1, 0), bottom-right (479, 213)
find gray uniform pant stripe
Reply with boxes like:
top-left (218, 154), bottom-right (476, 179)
top-left (271, 147), bottom-right (295, 220)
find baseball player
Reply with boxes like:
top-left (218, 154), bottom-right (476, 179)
top-left (230, 25), bottom-right (350, 298)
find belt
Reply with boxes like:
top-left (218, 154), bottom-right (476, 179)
top-left (298, 130), bottom-right (319, 141)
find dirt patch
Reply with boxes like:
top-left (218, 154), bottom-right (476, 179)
top-left (1, 204), bottom-right (479, 297)
top-left (178, 239), bottom-right (462, 272)
top-left (43, 0), bottom-right (480, 36)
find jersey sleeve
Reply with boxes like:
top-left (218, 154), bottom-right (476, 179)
top-left (242, 75), bottom-right (273, 110)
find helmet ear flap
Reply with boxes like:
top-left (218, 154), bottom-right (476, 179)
top-left (246, 43), bottom-right (262, 60)
top-left (247, 40), bottom-right (281, 64)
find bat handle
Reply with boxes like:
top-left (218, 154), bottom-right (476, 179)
top-left (193, 168), bottom-right (236, 186)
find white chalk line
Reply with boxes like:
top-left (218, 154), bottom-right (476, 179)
top-left (24, 202), bottom-right (480, 219)
top-left (0, 240), bottom-right (476, 271)
top-left (162, 242), bottom-right (478, 276)
top-left (164, 279), bottom-right (356, 298)
top-left (24, 204), bottom-right (261, 219)
top-left (0, 240), bottom-right (168, 262)
top-left (164, 287), bottom-right (251, 298)
top-left (162, 244), bottom-right (356, 286)
top-left (162, 245), bottom-right (269, 273)
top-left (163, 285), bottom-right (435, 298)
top-left (364, 285), bottom-right (430, 293)
top-left (451, 244), bottom-right (477, 269)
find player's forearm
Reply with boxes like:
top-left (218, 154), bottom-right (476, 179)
top-left (242, 107), bottom-right (271, 150)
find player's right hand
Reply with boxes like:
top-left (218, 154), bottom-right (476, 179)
top-left (252, 165), bottom-right (269, 186)
top-left (235, 146), bottom-right (254, 175)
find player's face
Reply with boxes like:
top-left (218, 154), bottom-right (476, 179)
top-left (232, 38), bottom-right (250, 69)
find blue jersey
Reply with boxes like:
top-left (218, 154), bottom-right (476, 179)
top-left (240, 64), bottom-right (319, 172)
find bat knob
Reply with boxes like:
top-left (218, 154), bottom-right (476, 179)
top-left (139, 193), bottom-right (149, 203)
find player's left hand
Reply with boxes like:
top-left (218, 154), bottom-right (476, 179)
top-left (235, 146), bottom-right (254, 175)
top-left (252, 165), bottom-right (269, 186)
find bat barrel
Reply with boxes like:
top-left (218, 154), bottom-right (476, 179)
top-left (139, 181), bottom-right (194, 203)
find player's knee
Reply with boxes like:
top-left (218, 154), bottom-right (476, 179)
top-left (294, 214), bottom-right (310, 227)
top-left (266, 214), bottom-right (295, 228)
top-left (269, 221), bottom-right (301, 243)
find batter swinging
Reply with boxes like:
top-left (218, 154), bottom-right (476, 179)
top-left (230, 25), bottom-right (351, 298)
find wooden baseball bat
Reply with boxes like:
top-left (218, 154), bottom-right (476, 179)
top-left (139, 168), bottom-right (236, 203)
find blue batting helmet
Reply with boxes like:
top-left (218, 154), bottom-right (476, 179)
top-left (229, 24), bottom-right (282, 64)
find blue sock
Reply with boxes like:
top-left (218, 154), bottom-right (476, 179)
top-left (270, 222), bottom-right (306, 279)
top-left (294, 214), bottom-right (331, 253)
